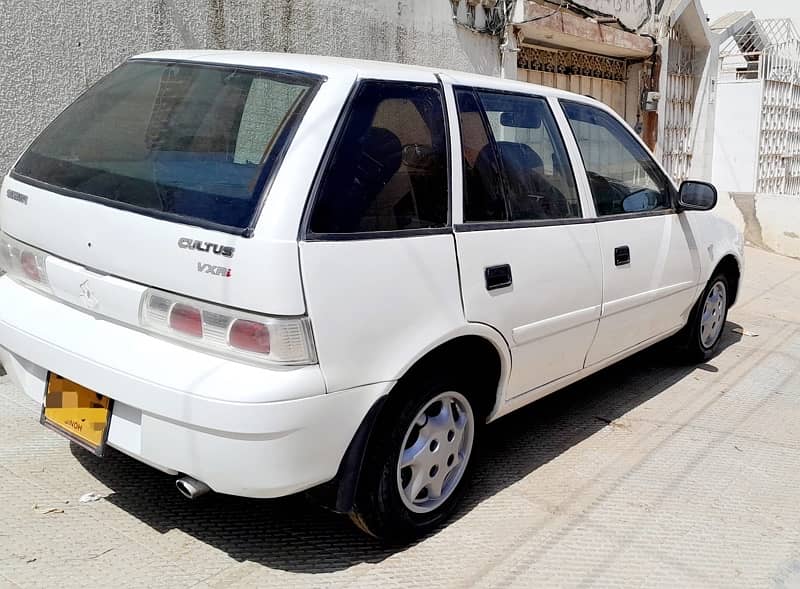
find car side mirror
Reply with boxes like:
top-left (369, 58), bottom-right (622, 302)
top-left (678, 181), bottom-right (717, 211)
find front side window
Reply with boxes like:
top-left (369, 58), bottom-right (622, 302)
top-left (14, 61), bottom-right (321, 232)
top-left (456, 88), bottom-right (581, 223)
top-left (561, 101), bottom-right (673, 216)
top-left (308, 81), bottom-right (449, 234)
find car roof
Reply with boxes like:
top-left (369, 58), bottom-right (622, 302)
top-left (131, 50), bottom-right (601, 106)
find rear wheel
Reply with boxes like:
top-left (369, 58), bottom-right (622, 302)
top-left (350, 373), bottom-right (479, 543)
top-left (681, 273), bottom-right (729, 362)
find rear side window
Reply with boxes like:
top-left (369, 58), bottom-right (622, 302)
top-left (13, 61), bottom-right (321, 233)
top-left (456, 88), bottom-right (580, 223)
top-left (308, 81), bottom-right (449, 234)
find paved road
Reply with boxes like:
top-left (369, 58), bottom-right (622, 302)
top-left (2, 247), bottom-right (800, 588)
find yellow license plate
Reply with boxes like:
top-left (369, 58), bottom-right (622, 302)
top-left (40, 374), bottom-right (112, 456)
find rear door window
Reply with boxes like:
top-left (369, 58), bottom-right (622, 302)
top-left (456, 88), bottom-right (581, 223)
top-left (308, 81), bottom-right (449, 235)
top-left (13, 61), bottom-right (321, 233)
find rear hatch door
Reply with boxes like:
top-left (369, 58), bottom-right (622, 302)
top-left (1, 58), bottom-right (331, 316)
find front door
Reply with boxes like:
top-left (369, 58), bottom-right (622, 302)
top-left (450, 87), bottom-right (603, 400)
top-left (559, 100), bottom-right (701, 365)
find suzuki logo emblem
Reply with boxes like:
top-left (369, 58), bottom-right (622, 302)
top-left (79, 280), bottom-right (99, 310)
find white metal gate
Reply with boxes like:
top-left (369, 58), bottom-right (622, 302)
top-left (759, 80), bottom-right (800, 194)
top-left (719, 18), bottom-right (800, 195)
top-left (661, 27), bottom-right (696, 185)
top-left (758, 41), bottom-right (800, 195)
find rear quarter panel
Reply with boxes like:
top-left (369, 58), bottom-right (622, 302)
top-left (299, 235), bottom-right (474, 393)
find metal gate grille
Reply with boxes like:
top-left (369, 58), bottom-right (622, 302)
top-left (662, 27), bottom-right (696, 185)
top-left (518, 46), bottom-right (627, 117)
top-left (759, 80), bottom-right (800, 194)
top-left (720, 18), bottom-right (800, 195)
top-left (758, 37), bottom-right (800, 195)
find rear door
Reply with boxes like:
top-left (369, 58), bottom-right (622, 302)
top-left (559, 100), bottom-right (700, 365)
top-left (447, 85), bottom-right (602, 401)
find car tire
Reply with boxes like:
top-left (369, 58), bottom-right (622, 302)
top-left (680, 273), bottom-right (730, 363)
top-left (349, 372), bottom-right (481, 543)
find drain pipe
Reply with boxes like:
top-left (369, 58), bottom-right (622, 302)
top-left (176, 476), bottom-right (211, 499)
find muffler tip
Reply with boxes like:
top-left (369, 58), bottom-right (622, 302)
top-left (176, 476), bottom-right (211, 499)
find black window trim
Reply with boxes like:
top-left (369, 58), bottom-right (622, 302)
top-left (10, 58), bottom-right (326, 238)
top-left (300, 77), bottom-right (453, 242)
top-left (454, 217), bottom-right (595, 232)
top-left (453, 84), bottom-right (584, 227)
top-left (558, 98), bottom-right (679, 220)
top-left (453, 207), bottom-right (675, 232)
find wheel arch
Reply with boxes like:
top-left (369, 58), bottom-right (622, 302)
top-left (389, 329), bottom-right (510, 419)
top-left (308, 325), bottom-right (511, 514)
top-left (712, 253), bottom-right (742, 308)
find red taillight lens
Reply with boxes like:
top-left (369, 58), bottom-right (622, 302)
top-left (229, 319), bottom-right (270, 354)
top-left (140, 288), bottom-right (315, 364)
top-left (20, 251), bottom-right (41, 282)
top-left (1, 233), bottom-right (52, 293)
top-left (169, 303), bottom-right (203, 338)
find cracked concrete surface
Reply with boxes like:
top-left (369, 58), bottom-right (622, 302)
top-left (1, 246), bottom-right (800, 587)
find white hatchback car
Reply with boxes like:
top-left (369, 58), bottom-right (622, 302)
top-left (0, 51), bottom-right (743, 541)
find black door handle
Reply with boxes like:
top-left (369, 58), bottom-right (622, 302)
top-left (614, 246), bottom-right (630, 266)
top-left (485, 264), bottom-right (512, 291)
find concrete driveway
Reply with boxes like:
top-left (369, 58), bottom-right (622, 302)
top-left (1, 246), bottom-right (799, 588)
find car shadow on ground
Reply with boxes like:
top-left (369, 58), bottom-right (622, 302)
top-left (71, 323), bottom-right (743, 574)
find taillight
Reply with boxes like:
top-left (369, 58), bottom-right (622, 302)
top-left (229, 319), bottom-right (270, 353)
top-left (169, 303), bottom-right (203, 338)
top-left (0, 232), bottom-right (52, 293)
top-left (140, 289), bottom-right (316, 365)
top-left (20, 251), bottom-right (42, 282)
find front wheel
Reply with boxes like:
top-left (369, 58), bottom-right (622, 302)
top-left (350, 375), bottom-right (479, 543)
top-left (681, 273), bottom-right (729, 362)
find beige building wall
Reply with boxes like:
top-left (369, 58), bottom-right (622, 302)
top-left (0, 0), bottom-right (501, 176)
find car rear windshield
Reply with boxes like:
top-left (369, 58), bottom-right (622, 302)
top-left (13, 60), bottom-right (322, 233)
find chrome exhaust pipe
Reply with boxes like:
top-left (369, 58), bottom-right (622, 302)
top-left (176, 476), bottom-right (211, 499)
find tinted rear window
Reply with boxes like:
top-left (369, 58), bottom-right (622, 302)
top-left (13, 61), bottom-right (321, 233)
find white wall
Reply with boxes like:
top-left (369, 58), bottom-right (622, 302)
top-left (756, 195), bottom-right (800, 259)
top-left (686, 41), bottom-right (719, 182)
top-left (0, 0), bottom-right (501, 176)
top-left (712, 81), bottom-right (762, 192)
top-left (714, 191), bottom-right (800, 259)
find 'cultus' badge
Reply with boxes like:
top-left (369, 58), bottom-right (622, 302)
top-left (178, 237), bottom-right (234, 258)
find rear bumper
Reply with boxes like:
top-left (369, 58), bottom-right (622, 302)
top-left (0, 277), bottom-right (390, 497)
